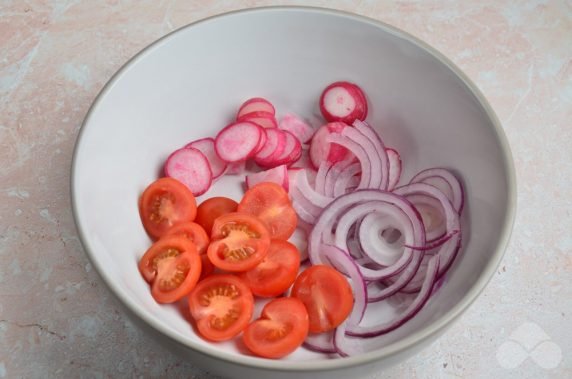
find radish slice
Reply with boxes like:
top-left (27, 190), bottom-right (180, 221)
top-left (245, 165), bottom-right (289, 191)
top-left (237, 97), bottom-right (275, 118)
top-left (238, 111), bottom-right (278, 129)
top-left (256, 130), bottom-right (301, 168)
top-left (254, 128), bottom-right (286, 161)
top-left (186, 138), bottom-right (227, 179)
top-left (319, 81), bottom-right (368, 124)
top-left (279, 113), bottom-right (315, 143)
top-left (273, 131), bottom-right (302, 166)
top-left (214, 121), bottom-right (263, 162)
top-left (253, 128), bottom-right (268, 155)
top-left (309, 122), bottom-right (353, 168)
top-left (164, 147), bottom-right (212, 196)
top-left (386, 148), bottom-right (402, 191)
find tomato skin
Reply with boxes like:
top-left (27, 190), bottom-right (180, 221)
top-left (239, 239), bottom-right (300, 297)
top-left (238, 182), bottom-right (297, 240)
top-left (138, 236), bottom-right (202, 304)
top-left (195, 197), bottom-right (238, 235)
top-left (207, 212), bottom-right (270, 272)
top-left (188, 274), bottom-right (254, 341)
top-left (291, 265), bottom-right (354, 333)
top-left (139, 177), bottom-right (197, 239)
top-left (243, 297), bottom-right (309, 359)
top-left (164, 222), bottom-right (209, 254)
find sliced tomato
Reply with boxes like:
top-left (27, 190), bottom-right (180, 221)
top-left (199, 253), bottom-right (215, 281)
top-left (237, 182), bottom-right (297, 240)
top-left (239, 239), bottom-right (300, 297)
top-left (243, 297), bottom-right (309, 358)
top-left (138, 236), bottom-right (201, 303)
top-left (188, 274), bottom-right (254, 341)
top-left (164, 222), bottom-right (209, 254)
top-left (195, 196), bottom-right (238, 235)
top-left (207, 212), bottom-right (270, 272)
top-left (139, 177), bottom-right (197, 239)
top-left (291, 265), bottom-right (354, 333)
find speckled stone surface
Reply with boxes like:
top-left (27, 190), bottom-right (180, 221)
top-left (1, 1), bottom-right (570, 378)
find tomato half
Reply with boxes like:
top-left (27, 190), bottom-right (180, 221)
top-left (237, 182), bottom-right (297, 240)
top-left (139, 177), bottom-right (197, 239)
top-left (207, 212), bottom-right (270, 272)
top-left (243, 297), bottom-right (309, 358)
top-left (199, 253), bottom-right (215, 281)
top-left (239, 239), bottom-right (300, 297)
top-left (164, 222), bottom-right (209, 254)
top-left (195, 196), bottom-right (238, 235)
top-left (138, 236), bottom-right (201, 303)
top-left (188, 274), bottom-right (254, 341)
top-left (291, 265), bottom-right (354, 333)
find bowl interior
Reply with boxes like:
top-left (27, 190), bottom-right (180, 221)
top-left (72, 7), bottom-right (513, 368)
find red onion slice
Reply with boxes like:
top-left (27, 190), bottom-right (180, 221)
top-left (342, 127), bottom-right (382, 189)
top-left (410, 168), bottom-right (464, 214)
top-left (386, 148), bottom-right (402, 191)
top-left (358, 212), bottom-right (408, 266)
top-left (394, 182), bottom-right (461, 277)
top-left (308, 190), bottom-right (426, 281)
top-left (345, 255), bottom-right (439, 338)
top-left (315, 161), bottom-right (332, 196)
top-left (353, 120), bottom-right (390, 190)
top-left (304, 331), bottom-right (336, 354)
top-left (405, 194), bottom-right (447, 241)
top-left (327, 134), bottom-right (371, 190)
top-left (333, 163), bottom-right (361, 197)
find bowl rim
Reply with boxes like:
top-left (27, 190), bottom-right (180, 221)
top-left (71, 5), bottom-right (517, 372)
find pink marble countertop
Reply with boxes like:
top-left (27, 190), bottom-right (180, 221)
top-left (1, 1), bottom-right (570, 378)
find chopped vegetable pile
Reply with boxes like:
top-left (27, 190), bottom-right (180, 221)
top-left (137, 81), bottom-right (464, 359)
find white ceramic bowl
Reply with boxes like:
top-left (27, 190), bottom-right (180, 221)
top-left (71, 7), bottom-right (516, 379)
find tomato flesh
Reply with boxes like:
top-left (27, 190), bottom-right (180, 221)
top-left (208, 212), bottom-right (270, 272)
top-left (240, 239), bottom-right (300, 297)
top-left (291, 265), bottom-right (354, 333)
top-left (238, 182), bottom-right (297, 240)
top-left (138, 236), bottom-right (201, 303)
top-left (188, 274), bottom-right (254, 341)
top-left (139, 177), bottom-right (197, 239)
top-left (195, 196), bottom-right (238, 235)
top-left (243, 297), bottom-right (309, 358)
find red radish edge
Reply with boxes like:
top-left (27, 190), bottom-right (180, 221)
top-left (164, 147), bottom-right (212, 196)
